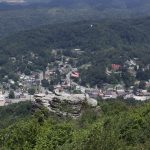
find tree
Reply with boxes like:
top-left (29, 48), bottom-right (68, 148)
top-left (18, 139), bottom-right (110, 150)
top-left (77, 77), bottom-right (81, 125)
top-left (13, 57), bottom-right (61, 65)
top-left (122, 71), bottom-right (134, 89)
top-left (147, 87), bottom-right (150, 92)
top-left (133, 85), bottom-right (138, 95)
top-left (139, 81), bottom-right (146, 89)
top-left (48, 85), bottom-right (54, 92)
top-left (24, 68), bottom-right (31, 76)
top-left (9, 90), bottom-right (15, 99)
top-left (41, 79), bottom-right (49, 88)
top-left (28, 88), bottom-right (36, 101)
top-left (28, 88), bottom-right (36, 95)
top-left (8, 73), bottom-right (19, 82)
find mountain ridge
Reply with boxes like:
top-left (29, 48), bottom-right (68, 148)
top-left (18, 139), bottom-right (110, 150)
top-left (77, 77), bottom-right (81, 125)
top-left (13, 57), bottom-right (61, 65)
top-left (0, 0), bottom-right (150, 39)
top-left (0, 17), bottom-right (150, 79)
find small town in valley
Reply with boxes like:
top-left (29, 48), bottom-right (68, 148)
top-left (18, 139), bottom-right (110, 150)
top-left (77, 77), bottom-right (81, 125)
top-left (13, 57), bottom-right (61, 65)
top-left (0, 48), bottom-right (150, 117)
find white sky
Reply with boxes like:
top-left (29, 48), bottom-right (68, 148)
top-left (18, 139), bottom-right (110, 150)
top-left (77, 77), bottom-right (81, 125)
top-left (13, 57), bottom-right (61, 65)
top-left (0, 0), bottom-right (25, 3)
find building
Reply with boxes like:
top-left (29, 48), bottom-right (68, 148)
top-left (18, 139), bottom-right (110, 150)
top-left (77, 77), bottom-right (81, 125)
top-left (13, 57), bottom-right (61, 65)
top-left (112, 64), bottom-right (121, 71)
top-left (0, 93), bottom-right (5, 106)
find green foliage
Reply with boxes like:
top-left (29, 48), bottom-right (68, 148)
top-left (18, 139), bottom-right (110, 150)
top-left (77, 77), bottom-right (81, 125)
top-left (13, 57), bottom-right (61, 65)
top-left (8, 90), bottom-right (15, 99)
top-left (41, 79), bottom-right (49, 88)
top-left (1, 100), bottom-right (150, 149)
top-left (75, 122), bottom-right (124, 150)
top-left (48, 84), bottom-right (54, 92)
top-left (28, 88), bottom-right (36, 95)
top-left (148, 87), bottom-right (150, 93)
top-left (139, 81), bottom-right (146, 89)
top-left (35, 122), bottom-right (74, 150)
top-left (0, 0), bottom-right (150, 39)
top-left (0, 18), bottom-right (150, 85)
top-left (0, 101), bottom-right (32, 129)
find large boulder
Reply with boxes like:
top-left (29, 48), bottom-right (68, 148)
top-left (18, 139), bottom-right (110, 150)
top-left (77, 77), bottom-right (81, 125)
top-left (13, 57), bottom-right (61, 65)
top-left (34, 92), bottom-right (97, 118)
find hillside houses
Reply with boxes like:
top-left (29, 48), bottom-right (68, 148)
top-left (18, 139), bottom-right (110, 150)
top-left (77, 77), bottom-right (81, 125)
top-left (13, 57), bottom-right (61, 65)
top-left (1, 51), bottom-right (150, 109)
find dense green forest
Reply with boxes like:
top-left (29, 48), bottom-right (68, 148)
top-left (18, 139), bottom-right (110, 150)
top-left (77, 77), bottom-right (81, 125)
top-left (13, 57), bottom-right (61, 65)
top-left (0, 1), bottom-right (150, 149)
top-left (1, 100), bottom-right (150, 149)
top-left (1, 17), bottom-right (150, 59)
top-left (0, 0), bottom-right (150, 38)
top-left (0, 101), bottom-right (32, 129)
top-left (0, 17), bottom-right (150, 86)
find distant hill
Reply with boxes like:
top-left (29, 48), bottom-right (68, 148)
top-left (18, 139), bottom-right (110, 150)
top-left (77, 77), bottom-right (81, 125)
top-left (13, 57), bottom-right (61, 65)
top-left (2, 0), bottom-right (150, 12)
top-left (1, 17), bottom-right (150, 54)
top-left (0, 0), bottom-right (150, 38)
top-left (0, 17), bottom-right (150, 80)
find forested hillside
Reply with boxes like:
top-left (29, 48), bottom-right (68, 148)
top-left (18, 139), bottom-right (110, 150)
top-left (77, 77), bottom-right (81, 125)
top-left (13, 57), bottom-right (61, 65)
top-left (1, 100), bottom-right (150, 149)
top-left (0, 0), bottom-right (150, 38)
top-left (0, 101), bottom-right (32, 129)
top-left (0, 1), bottom-right (150, 149)
top-left (1, 17), bottom-right (150, 57)
top-left (0, 17), bottom-right (150, 86)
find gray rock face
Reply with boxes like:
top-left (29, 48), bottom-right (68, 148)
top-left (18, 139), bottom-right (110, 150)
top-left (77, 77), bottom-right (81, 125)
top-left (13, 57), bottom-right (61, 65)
top-left (34, 92), bottom-right (97, 118)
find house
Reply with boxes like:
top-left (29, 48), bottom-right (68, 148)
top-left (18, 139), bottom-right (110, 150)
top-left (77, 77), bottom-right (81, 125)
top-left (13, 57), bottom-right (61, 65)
top-left (9, 79), bottom-right (15, 85)
top-left (71, 71), bottom-right (80, 78)
top-left (72, 48), bottom-right (84, 55)
top-left (124, 93), bottom-right (150, 101)
top-left (146, 81), bottom-right (150, 88)
top-left (106, 67), bottom-right (112, 76)
top-left (128, 67), bottom-right (137, 77)
top-left (124, 94), bottom-right (134, 99)
top-left (0, 93), bottom-right (5, 106)
top-left (125, 59), bottom-right (137, 67)
top-left (111, 64), bottom-right (121, 71)
top-left (102, 91), bottom-right (117, 100)
top-left (133, 95), bottom-right (148, 101)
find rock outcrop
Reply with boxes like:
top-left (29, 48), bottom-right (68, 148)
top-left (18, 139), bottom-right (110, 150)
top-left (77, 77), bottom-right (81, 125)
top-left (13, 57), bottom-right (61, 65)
top-left (33, 92), bottom-right (97, 118)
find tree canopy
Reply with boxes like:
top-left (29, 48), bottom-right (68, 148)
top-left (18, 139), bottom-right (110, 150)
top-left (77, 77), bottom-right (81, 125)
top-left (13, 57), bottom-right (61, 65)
top-left (1, 100), bottom-right (150, 149)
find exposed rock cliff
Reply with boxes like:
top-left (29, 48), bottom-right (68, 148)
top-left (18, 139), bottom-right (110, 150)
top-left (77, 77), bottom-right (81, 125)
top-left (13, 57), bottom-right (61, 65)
top-left (33, 92), bottom-right (97, 118)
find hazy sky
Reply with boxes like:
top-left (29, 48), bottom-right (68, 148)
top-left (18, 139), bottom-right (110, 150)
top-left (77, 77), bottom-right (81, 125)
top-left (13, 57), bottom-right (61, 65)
top-left (0, 0), bottom-right (25, 3)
